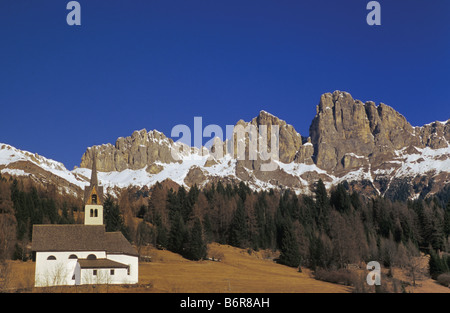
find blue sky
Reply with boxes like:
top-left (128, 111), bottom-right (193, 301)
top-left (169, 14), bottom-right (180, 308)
top-left (1, 0), bottom-right (449, 169)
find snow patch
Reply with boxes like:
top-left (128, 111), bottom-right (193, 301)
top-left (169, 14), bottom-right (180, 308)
top-left (0, 168), bottom-right (28, 177)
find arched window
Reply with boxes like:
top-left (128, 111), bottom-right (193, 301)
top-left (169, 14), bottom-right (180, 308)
top-left (92, 194), bottom-right (97, 204)
top-left (68, 254), bottom-right (78, 259)
top-left (47, 255), bottom-right (56, 260)
top-left (87, 254), bottom-right (97, 260)
top-left (94, 209), bottom-right (98, 217)
top-left (90, 209), bottom-right (94, 217)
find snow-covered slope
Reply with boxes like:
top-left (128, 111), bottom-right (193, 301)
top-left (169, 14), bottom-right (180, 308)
top-left (1, 137), bottom-right (449, 199)
top-left (0, 143), bottom-right (92, 196)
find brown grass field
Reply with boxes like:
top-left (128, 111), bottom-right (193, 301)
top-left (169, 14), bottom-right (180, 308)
top-left (2, 243), bottom-right (450, 293)
top-left (137, 243), bottom-right (350, 293)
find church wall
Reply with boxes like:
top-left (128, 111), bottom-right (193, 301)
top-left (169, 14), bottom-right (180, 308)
top-left (34, 250), bottom-right (106, 287)
top-left (107, 253), bottom-right (139, 284)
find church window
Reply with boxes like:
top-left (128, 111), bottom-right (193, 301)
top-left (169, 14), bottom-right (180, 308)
top-left (127, 265), bottom-right (130, 275)
top-left (93, 270), bottom-right (97, 276)
top-left (68, 254), bottom-right (78, 259)
top-left (47, 255), bottom-right (56, 260)
top-left (110, 269), bottom-right (115, 275)
top-left (90, 209), bottom-right (94, 217)
top-left (92, 194), bottom-right (97, 204)
top-left (87, 254), bottom-right (97, 260)
top-left (94, 209), bottom-right (98, 217)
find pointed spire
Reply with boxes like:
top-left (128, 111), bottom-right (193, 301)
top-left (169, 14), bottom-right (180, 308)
top-left (90, 148), bottom-right (98, 187)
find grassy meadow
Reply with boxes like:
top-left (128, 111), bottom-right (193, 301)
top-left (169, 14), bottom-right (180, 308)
top-left (2, 243), bottom-right (449, 293)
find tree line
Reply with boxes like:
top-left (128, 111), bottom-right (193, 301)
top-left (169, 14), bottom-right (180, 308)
top-left (132, 179), bottom-right (450, 273)
top-left (0, 175), bottom-right (127, 261)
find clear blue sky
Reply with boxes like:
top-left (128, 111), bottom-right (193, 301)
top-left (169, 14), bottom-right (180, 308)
top-left (1, 0), bottom-right (449, 169)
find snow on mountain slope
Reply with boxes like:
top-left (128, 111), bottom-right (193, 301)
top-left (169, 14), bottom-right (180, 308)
top-left (394, 146), bottom-right (450, 177)
top-left (0, 142), bottom-right (240, 195)
top-left (1, 138), bottom-right (448, 199)
top-left (0, 143), bottom-right (65, 170)
top-left (73, 154), bottom-right (212, 189)
top-left (0, 143), bottom-right (87, 189)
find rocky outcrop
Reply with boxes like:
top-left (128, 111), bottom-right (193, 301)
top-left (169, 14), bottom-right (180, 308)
top-left (223, 110), bottom-right (315, 186)
top-left (250, 110), bottom-right (303, 164)
top-left (294, 138), bottom-right (314, 165)
top-left (415, 121), bottom-right (450, 149)
top-left (80, 129), bottom-right (178, 172)
top-left (184, 166), bottom-right (207, 187)
top-left (228, 110), bottom-right (310, 167)
top-left (309, 90), bottom-right (449, 175)
top-left (309, 91), bottom-right (375, 172)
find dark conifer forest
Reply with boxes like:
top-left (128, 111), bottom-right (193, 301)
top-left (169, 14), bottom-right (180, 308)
top-left (1, 173), bottom-right (450, 283)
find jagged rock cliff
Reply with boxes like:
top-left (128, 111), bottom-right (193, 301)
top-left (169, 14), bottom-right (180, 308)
top-left (309, 91), bottom-right (450, 175)
top-left (80, 130), bottom-right (179, 172)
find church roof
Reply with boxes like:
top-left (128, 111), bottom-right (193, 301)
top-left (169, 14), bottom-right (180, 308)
top-left (78, 258), bottom-right (130, 269)
top-left (32, 224), bottom-right (138, 256)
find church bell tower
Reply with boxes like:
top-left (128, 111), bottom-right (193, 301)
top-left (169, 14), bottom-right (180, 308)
top-left (84, 150), bottom-right (104, 225)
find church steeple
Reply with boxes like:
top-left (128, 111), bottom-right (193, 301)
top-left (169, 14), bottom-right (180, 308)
top-left (84, 148), bottom-right (104, 225)
top-left (90, 151), bottom-right (99, 187)
top-left (84, 149), bottom-right (103, 205)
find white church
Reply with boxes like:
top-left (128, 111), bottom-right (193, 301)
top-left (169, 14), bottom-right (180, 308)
top-left (32, 156), bottom-right (139, 287)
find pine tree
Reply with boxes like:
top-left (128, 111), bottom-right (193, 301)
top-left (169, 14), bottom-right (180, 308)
top-left (228, 199), bottom-right (247, 248)
top-left (315, 179), bottom-right (329, 209)
top-left (203, 213), bottom-right (214, 243)
top-left (104, 195), bottom-right (128, 238)
top-left (156, 223), bottom-right (168, 248)
top-left (309, 232), bottom-right (334, 270)
top-left (350, 191), bottom-right (362, 210)
top-left (237, 181), bottom-right (250, 202)
top-left (166, 188), bottom-right (180, 223)
top-left (168, 211), bottom-right (187, 254)
top-left (429, 249), bottom-right (449, 280)
top-left (278, 219), bottom-right (301, 268)
top-left (254, 193), bottom-right (272, 249)
top-left (178, 186), bottom-right (193, 222)
top-left (186, 218), bottom-right (207, 260)
top-left (330, 183), bottom-right (351, 213)
top-left (444, 201), bottom-right (450, 237)
top-left (393, 218), bottom-right (403, 243)
top-left (314, 179), bottom-right (330, 232)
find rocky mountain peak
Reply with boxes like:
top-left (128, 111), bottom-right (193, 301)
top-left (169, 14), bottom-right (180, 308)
top-left (310, 91), bottom-right (375, 172)
top-left (308, 90), bottom-right (446, 173)
top-left (80, 128), bottom-right (178, 172)
top-left (252, 110), bottom-right (286, 126)
top-left (249, 110), bottom-right (303, 164)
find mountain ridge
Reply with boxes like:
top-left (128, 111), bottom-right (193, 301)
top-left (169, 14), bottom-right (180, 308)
top-left (1, 91), bottom-right (449, 200)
